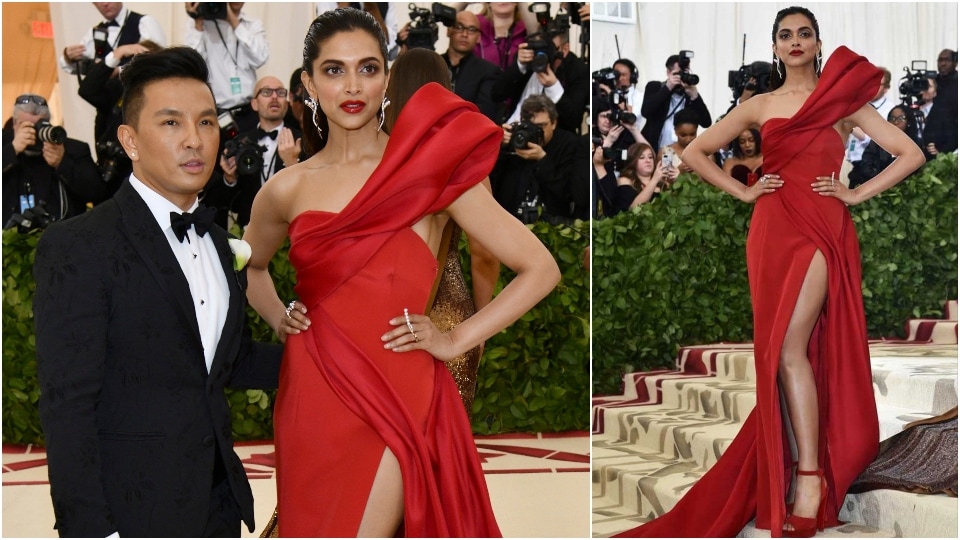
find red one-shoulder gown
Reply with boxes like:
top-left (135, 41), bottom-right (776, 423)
top-left (274, 83), bottom-right (503, 537)
top-left (618, 47), bottom-right (883, 538)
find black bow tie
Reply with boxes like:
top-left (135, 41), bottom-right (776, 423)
top-left (170, 205), bottom-right (216, 243)
top-left (98, 19), bottom-right (119, 28)
top-left (256, 128), bottom-right (278, 141)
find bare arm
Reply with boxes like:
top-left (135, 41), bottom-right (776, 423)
top-left (817, 104), bottom-right (925, 205)
top-left (384, 182), bottom-right (560, 360)
top-left (467, 178), bottom-right (500, 310)
top-left (241, 170), bottom-right (299, 338)
top-left (681, 96), bottom-right (782, 202)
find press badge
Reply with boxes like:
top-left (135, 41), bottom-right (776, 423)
top-left (231, 76), bottom-right (242, 95)
top-left (19, 194), bottom-right (35, 213)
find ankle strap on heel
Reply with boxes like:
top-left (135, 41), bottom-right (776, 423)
top-left (796, 468), bottom-right (822, 477)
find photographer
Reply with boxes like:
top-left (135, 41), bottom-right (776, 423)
top-left (934, 49), bottom-right (957, 118)
top-left (441, 10), bottom-right (503, 123)
top-left (593, 58), bottom-right (641, 112)
top-left (490, 95), bottom-right (588, 225)
top-left (920, 76), bottom-right (958, 161)
top-left (184, 2), bottom-right (269, 133)
top-left (493, 12), bottom-right (589, 133)
top-left (846, 68), bottom-right (894, 181)
top-left (58, 3), bottom-right (166, 76)
top-left (203, 77), bottom-right (303, 228)
top-left (2, 95), bottom-right (104, 227)
top-left (640, 52), bottom-right (712, 150)
top-left (77, 40), bottom-right (163, 197)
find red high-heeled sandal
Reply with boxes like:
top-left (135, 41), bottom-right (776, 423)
top-left (783, 468), bottom-right (827, 538)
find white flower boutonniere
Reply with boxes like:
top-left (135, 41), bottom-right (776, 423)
top-left (228, 238), bottom-right (252, 271)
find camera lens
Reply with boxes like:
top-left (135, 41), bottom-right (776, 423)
top-left (35, 121), bottom-right (67, 145)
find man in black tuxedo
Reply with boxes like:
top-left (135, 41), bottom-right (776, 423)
top-left (639, 54), bottom-right (712, 150)
top-left (203, 75), bottom-right (304, 228)
top-left (34, 46), bottom-right (282, 538)
top-left (441, 10), bottom-right (502, 123)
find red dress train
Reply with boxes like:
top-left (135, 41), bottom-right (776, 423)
top-left (274, 83), bottom-right (503, 537)
top-left (618, 47), bottom-right (883, 537)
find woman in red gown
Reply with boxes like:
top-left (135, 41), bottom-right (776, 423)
top-left (242, 9), bottom-right (560, 537)
top-left (617, 7), bottom-right (925, 538)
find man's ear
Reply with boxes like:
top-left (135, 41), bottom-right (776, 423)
top-left (117, 124), bottom-right (139, 161)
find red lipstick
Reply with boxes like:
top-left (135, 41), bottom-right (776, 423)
top-left (789, 50), bottom-right (804, 57)
top-left (340, 101), bottom-right (366, 114)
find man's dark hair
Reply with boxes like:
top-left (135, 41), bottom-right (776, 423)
top-left (520, 94), bottom-right (559, 123)
top-left (120, 46), bottom-right (212, 128)
top-left (665, 55), bottom-right (681, 70)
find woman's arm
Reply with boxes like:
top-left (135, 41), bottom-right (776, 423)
top-left (385, 182), bottom-right (560, 360)
top-left (681, 96), bottom-right (782, 202)
top-left (242, 170), bottom-right (306, 340)
top-left (818, 104), bottom-right (925, 204)
top-left (629, 170), bottom-right (663, 208)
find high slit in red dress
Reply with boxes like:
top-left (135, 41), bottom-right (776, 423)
top-left (273, 83), bottom-right (503, 537)
top-left (618, 47), bottom-right (883, 538)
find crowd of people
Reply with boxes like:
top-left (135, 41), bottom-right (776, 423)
top-left (592, 45), bottom-right (958, 219)
top-left (5, 2), bottom-right (591, 234)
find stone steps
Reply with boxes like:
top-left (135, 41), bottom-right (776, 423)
top-left (592, 302), bottom-right (959, 537)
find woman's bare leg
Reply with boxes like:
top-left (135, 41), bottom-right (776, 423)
top-left (778, 250), bottom-right (828, 529)
top-left (356, 448), bottom-right (404, 537)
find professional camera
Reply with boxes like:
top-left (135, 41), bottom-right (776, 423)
top-left (593, 136), bottom-right (628, 171)
top-left (592, 73), bottom-right (636, 126)
top-left (526, 32), bottom-right (560, 74)
top-left (188, 2), bottom-right (228, 20)
top-left (4, 202), bottom-right (52, 233)
top-left (898, 61), bottom-right (937, 105)
top-left (509, 120), bottom-right (544, 150)
top-left (26, 121), bottom-right (67, 154)
top-left (676, 50), bottom-right (700, 88)
top-left (405, 2), bottom-right (456, 51)
top-left (223, 135), bottom-right (266, 176)
top-left (96, 139), bottom-right (128, 185)
top-left (728, 61), bottom-right (772, 101)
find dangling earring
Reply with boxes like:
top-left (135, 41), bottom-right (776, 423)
top-left (304, 96), bottom-right (323, 140)
top-left (815, 51), bottom-right (823, 76)
top-left (377, 95), bottom-right (391, 133)
top-left (775, 56), bottom-right (784, 79)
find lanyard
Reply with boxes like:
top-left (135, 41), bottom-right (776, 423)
top-left (213, 20), bottom-right (240, 68)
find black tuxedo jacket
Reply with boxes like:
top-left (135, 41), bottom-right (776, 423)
top-left (492, 51), bottom-right (591, 134)
top-left (34, 180), bottom-right (282, 537)
top-left (443, 52), bottom-right (502, 123)
top-left (203, 125), bottom-right (304, 227)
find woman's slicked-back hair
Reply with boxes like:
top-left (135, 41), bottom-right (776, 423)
top-left (769, 6), bottom-right (821, 91)
top-left (384, 48), bottom-right (451, 134)
top-left (120, 46), bottom-right (211, 128)
top-left (301, 8), bottom-right (389, 155)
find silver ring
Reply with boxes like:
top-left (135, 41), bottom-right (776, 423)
top-left (404, 308), bottom-right (416, 336)
top-left (284, 300), bottom-right (296, 318)
top-left (759, 175), bottom-right (768, 184)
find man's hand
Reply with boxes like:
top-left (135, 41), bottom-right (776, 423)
top-left (536, 63), bottom-right (559, 88)
top-left (665, 70), bottom-right (682, 90)
top-left (926, 142), bottom-right (939, 156)
top-left (226, 2), bottom-right (241, 29)
top-left (683, 82), bottom-right (699, 100)
top-left (603, 124), bottom-right (624, 148)
top-left (501, 123), bottom-right (513, 147)
top-left (63, 44), bottom-right (86, 64)
top-left (515, 142), bottom-right (546, 161)
top-left (516, 43), bottom-right (534, 65)
top-left (113, 43), bottom-right (149, 61)
top-left (186, 3), bottom-right (204, 30)
top-left (220, 154), bottom-right (238, 185)
top-left (397, 22), bottom-right (410, 52)
top-left (577, 3), bottom-right (590, 22)
top-left (42, 142), bottom-right (66, 169)
top-left (277, 128), bottom-right (301, 167)
top-left (12, 124), bottom-right (36, 155)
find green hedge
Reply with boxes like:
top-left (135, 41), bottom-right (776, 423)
top-left (2, 220), bottom-right (589, 444)
top-left (593, 154), bottom-right (958, 395)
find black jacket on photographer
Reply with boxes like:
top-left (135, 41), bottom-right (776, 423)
top-left (493, 49), bottom-right (590, 133)
top-left (202, 124), bottom-right (304, 228)
top-left (640, 81), bottom-right (712, 150)
top-left (77, 59), bottom-right (131, 197)
top-left (442, 51), bottom-right (502, 123)
top-left (2, 126), bottom-right (104, 226)
top-left (490, 128), bottom-right (589, 224)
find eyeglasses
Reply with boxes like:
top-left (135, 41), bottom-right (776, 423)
top-left (890, 115), bottom-right (907, 122)
top-left (257, 87), bottom-right (288, 98)
top-left (452, 23), bottom-right (480, 35)
top-left (15, 95), bottom-right (47, 107)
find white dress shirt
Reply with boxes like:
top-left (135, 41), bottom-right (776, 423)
top-left (657, 92), bottom-right (685, 150)
top-left (506, 59), bottom-right (565, 124)
top-left (58, 6), bottom-right (167, 74)
top-left (129, 175), bottom-right (229, 373)
top-left (183, 13), bottom-right (269, 109)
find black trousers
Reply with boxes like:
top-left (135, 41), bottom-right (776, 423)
top-left (202, 443), bottom-right (241, 538)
